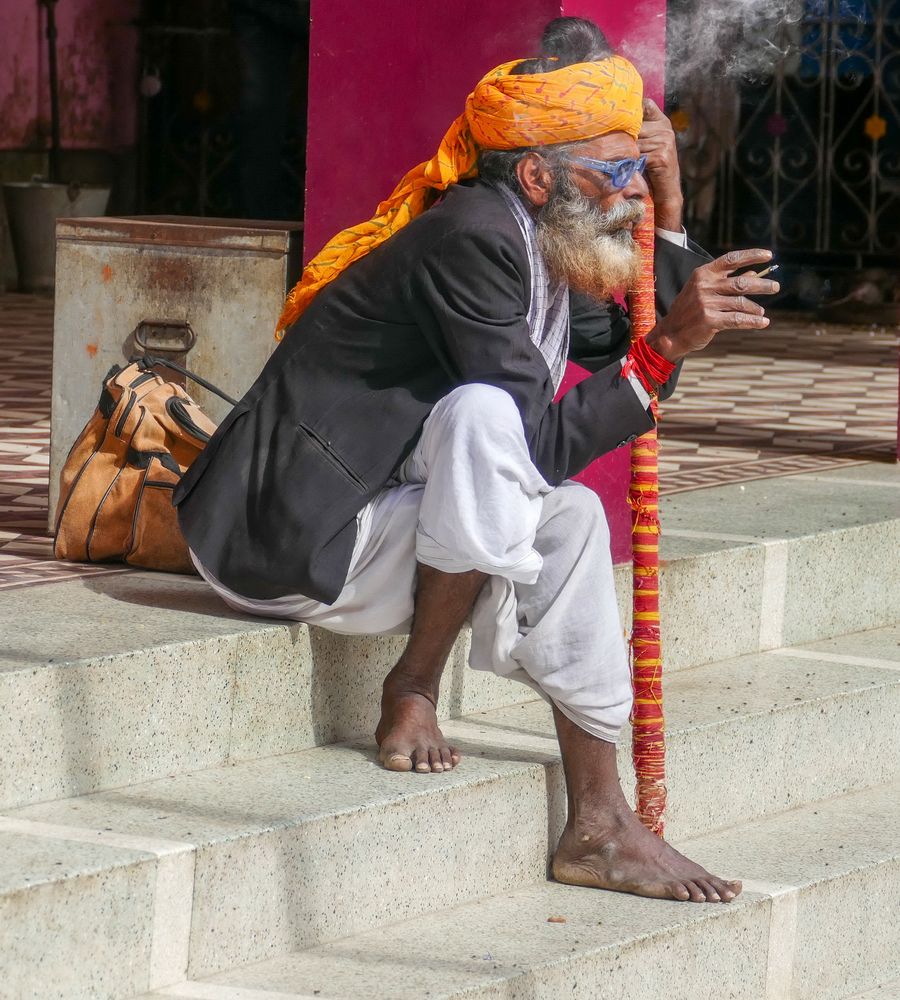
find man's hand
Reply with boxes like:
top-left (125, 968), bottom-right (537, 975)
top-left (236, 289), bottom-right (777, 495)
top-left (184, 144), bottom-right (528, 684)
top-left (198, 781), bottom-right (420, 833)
top-left (645, 249), bottom-right (780, 363)
top-left (639, 98), bottom-right (683, 233)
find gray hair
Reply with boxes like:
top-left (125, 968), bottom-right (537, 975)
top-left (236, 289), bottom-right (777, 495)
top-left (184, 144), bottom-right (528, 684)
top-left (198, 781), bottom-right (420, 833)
top-left (476, 143), bottom-right (578, 193)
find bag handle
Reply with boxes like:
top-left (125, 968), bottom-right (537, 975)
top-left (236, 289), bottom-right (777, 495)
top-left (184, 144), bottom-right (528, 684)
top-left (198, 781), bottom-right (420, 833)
top-left (136, 354), bottom-right (239, 408)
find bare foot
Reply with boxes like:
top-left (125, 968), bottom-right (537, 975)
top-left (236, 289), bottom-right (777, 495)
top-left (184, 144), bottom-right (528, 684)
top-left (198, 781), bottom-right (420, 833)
top-left (375, 672), bottom-right (460, 774)
top-left (552, 804), bottom-right (742, 903)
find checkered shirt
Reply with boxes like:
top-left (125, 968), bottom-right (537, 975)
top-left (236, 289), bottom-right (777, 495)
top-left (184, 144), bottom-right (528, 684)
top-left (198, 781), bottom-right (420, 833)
top-left (496, 184), bottom-right (570, 393)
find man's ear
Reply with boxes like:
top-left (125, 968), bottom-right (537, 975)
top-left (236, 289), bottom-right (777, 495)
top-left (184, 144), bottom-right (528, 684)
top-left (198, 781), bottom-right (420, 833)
top-left (515, 152), bottom-right (553, 208)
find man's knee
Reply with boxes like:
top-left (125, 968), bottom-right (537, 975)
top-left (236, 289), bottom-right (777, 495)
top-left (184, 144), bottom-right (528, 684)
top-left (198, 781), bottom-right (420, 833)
top-left (412, 382), bottom-right (548, 499)
top-left (547, 482), bottom-right (610, 544)
top-left (603, 693), bottom-right (633, 734)
top-left (433, 383), bottom-right (522, 435)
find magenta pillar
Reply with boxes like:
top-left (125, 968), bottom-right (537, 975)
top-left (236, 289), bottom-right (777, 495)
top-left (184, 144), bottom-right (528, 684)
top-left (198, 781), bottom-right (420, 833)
top-left (304, 1), bottom-right (667, 562)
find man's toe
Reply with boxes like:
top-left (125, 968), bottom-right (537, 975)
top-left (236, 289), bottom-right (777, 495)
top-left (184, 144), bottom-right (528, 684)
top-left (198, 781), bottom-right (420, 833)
top-left (381, 751), bottom-right (414, 772)
top-left (428, 749), bottom-right (445, 772)
top-left (439, 748), bottom-right (454, 770)
top-left (715, 878), bottom-right (741, 901)
top-left (668, 881), bottom-right (692, 901)
top-left (683, 880), bottom-right (707, 903)
top-left (696, 878), bottom-right (721, 902)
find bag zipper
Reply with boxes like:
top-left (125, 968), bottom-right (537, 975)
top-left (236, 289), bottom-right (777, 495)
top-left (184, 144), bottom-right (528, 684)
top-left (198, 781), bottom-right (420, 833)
top-left (128, 371), bottom-right (157, 390)
top-left (54, 432), bottom-right (104, 540)
top-left (55, 383), bottom-right (127, 540)
top-left (124, 465), bottom-right (177, 559)
top-left (114, 393), bottom-right (137, 438)
top-left (86, 407), bottom-right (146, 559)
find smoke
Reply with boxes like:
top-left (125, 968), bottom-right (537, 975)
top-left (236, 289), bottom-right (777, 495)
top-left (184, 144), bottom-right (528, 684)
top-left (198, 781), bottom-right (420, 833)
top-left (619, 0), bottom-right (869, 95)
top-left (666, 0), bottom-right (804, 91)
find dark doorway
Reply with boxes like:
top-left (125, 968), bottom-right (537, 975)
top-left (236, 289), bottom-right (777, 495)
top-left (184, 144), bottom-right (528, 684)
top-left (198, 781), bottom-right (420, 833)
top-left (136, 0), bottom-right (310, 220)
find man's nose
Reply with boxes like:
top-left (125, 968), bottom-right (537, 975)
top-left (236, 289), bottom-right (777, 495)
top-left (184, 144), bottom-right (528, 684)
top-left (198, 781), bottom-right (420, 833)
top-left (623, 169), bottom-right (650, 200)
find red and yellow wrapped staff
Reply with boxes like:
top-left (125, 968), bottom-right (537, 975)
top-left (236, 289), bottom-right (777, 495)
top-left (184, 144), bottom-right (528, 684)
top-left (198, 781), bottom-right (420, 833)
top-left (627, 198), bottom-right (667, 836)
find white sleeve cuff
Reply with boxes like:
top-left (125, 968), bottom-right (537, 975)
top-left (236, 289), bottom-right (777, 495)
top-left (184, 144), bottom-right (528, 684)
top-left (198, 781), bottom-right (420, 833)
top-left (620, 356), bottom-right (652, 410)
top-left (655, 226), bottom-right (689, 249)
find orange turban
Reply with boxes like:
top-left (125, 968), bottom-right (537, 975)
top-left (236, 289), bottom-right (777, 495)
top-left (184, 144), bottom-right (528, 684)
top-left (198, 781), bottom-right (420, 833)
top-left (276, 55), bottom-right (644, 335)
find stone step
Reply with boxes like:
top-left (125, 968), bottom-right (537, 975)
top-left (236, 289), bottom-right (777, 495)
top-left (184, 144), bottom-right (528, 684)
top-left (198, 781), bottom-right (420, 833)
top-left (848, 982), bottom-right (900, 1000)
top-left (133, 778), bottom-right (900, 1000)
top-left (2, 463), bottom-right (898, 811)
top-left (2, 625), bottom-right (898, 998)
top-left (658, 462), bottom-right (900, 658)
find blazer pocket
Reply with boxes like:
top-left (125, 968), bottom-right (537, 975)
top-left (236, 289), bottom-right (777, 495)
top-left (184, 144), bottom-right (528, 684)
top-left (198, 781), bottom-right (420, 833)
top-left (297, 422), bottom-right (368, 492)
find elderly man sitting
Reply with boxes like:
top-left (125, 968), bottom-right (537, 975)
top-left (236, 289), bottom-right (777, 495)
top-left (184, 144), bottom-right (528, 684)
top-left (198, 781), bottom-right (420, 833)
top-left (175, 17), bottom-right (778, 905)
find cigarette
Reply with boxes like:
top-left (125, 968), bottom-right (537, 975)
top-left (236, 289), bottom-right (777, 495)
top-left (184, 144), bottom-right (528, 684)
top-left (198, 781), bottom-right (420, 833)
top-left (756, 263), bottom-right (779, 278)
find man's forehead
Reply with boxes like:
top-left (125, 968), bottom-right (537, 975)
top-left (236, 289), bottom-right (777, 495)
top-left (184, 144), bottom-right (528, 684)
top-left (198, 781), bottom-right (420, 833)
top-left (576, 132), bottom-right (640, 160)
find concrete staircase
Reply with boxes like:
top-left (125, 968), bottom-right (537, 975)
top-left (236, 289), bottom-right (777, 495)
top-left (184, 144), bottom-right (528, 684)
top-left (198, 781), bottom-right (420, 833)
top-left (1, 463), bottom-right (898, 999)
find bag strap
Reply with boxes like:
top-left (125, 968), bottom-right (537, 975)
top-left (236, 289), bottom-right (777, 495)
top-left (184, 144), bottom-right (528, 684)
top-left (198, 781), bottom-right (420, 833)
top-left (136, 354), bottom-right (239, 408)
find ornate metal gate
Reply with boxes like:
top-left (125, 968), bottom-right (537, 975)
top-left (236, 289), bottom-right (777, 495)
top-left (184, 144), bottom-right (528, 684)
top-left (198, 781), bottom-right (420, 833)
top-left (677, 0), bottom-right (900, 261)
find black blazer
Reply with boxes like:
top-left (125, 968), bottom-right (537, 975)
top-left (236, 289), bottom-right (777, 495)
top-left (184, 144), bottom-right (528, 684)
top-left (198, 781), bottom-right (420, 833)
top-left (175, 180), bottom-right (708, 603)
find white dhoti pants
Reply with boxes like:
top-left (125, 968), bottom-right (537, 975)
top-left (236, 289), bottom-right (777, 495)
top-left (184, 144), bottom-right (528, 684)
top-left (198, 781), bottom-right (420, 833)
top-left (195, 384), bottom-right (633, 742)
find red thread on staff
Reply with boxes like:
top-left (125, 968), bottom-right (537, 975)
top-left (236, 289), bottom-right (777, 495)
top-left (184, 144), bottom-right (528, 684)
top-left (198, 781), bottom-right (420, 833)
top-left (622, 335), bottom-right (675, 396)
top-left (627, 198), bottom-right (667, 837)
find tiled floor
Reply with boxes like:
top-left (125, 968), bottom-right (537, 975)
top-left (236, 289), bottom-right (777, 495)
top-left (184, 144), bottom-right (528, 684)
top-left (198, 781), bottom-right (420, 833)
top-left (659, 314), bottom-right (898, 492)
top-left (0, 293), bottom-right (897, 590)
top-left (0, 294), bottom-right (132, 590)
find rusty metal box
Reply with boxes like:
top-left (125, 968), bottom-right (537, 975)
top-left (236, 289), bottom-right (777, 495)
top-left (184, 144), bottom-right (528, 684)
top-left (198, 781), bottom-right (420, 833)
top-left (50, 215), bottom-right (303, 523)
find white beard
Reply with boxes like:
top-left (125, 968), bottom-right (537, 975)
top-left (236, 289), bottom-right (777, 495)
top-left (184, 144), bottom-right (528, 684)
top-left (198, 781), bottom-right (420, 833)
top-left (535, 175), bottom-right (645, 300)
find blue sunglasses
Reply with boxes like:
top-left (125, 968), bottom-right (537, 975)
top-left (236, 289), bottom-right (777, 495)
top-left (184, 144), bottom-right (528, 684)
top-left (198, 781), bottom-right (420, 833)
top-left (567, 154), bottom-right (647, 189)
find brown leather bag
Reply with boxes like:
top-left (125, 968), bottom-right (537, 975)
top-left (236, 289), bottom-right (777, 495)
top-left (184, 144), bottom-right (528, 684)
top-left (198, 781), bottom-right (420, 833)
top-left (54, 357), bottom-right (234, 574)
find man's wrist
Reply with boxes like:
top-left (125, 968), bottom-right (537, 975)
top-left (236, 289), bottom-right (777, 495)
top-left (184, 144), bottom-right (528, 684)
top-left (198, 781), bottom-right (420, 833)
top-left (651, 196), bottom-right (684, 234)
top-left (644, 326), bottom-right (684, 364)
top-left (622, 335), bottom-right (677, 397)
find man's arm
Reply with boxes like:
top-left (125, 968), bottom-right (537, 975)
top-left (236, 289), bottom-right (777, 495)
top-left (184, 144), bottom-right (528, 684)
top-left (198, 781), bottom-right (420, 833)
top-left (639, 99), bottom-right (685, 234)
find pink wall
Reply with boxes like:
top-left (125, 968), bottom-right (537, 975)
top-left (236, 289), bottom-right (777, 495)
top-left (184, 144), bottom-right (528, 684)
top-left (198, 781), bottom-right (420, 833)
top-left (303, 0), bottom-right (556, 259)
top-left (0, 0), bottom-right (139, 150)
top-left (304, 0), bottom-right (666, 256)
top-left (564, 0), bottom-right (666, 103)
top-left (304, 0), bottom-right (668, 562)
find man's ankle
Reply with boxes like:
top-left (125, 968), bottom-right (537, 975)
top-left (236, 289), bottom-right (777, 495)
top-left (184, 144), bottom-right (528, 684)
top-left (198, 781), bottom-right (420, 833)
top-left (561, 793), bottom-right (635, 838)
top-left (382, 661), bottom-right (441, 706)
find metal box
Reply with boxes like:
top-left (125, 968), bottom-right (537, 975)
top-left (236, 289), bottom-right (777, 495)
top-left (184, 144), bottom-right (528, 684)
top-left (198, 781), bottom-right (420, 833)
top-left (50, 215), bottom-right (303, 523)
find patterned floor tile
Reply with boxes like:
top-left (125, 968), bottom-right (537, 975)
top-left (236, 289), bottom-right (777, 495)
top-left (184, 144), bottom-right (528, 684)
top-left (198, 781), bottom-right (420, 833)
top-left (0, 295), bottom-right (130, 590)
top-left (657, 313), bottom-right (897, 492)
top-left (0, 295), bottom-right (897, 589)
